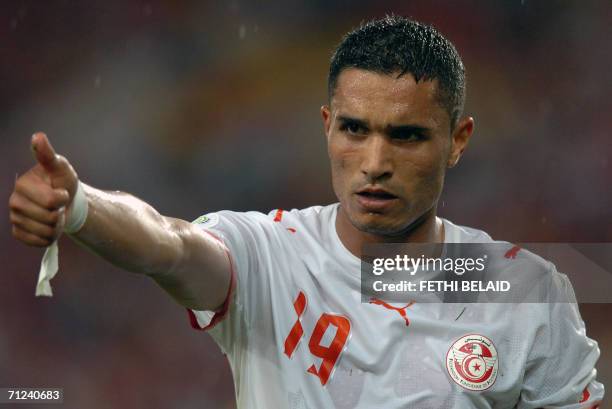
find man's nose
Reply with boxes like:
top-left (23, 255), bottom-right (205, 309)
top-left (361, 134), bottom-right (393, 182)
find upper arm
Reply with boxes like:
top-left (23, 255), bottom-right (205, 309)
top-left (518, 271), bottom-right (604, 408)
top-left (148, 216), bottom-right (232, 311)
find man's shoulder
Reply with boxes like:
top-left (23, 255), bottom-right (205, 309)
top-left (442, 218), bottom-right (494, 243)
top-left (193, 203), bottom-right (337, 235)
top-left (443, 218), bottom-right (569, 301)
top-left (277, 203), bottom-right (337, 224)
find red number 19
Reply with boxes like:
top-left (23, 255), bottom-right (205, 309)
top-left (283, 291), bottom-right (351, 385)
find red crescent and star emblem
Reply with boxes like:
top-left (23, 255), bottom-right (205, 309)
top-left (446, 334), bottom-right (499, 391)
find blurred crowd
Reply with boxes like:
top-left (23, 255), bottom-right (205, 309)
top-left (1, 1), bottom-right (610, 408)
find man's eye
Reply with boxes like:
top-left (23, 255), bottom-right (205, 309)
top-left (340, 123), bottom-right (365, 135)
top-left (391, 132), bottom-right (426, 142)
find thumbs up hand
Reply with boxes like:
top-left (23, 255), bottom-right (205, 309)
top-left (9, 132), bottom-right (79, 246)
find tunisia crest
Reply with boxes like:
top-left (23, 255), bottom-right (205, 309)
top-left (446, 334), bottom-right (498, 391)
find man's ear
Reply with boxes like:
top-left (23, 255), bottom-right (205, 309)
top-left (448, 116), bottom-right (474, 168)
top-left (321, 105), bottom-right (332, 140)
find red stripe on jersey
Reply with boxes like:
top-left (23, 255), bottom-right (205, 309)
top-left (504, 245), bottom-right (521, 259)
top-left (274, 209), bottom-right (297, 232)
top-left (273, 209), bottom-right (284, 222)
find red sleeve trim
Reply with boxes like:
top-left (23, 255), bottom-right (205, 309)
top-left (580, 387), bottom-right (591, 403)
top-left (186, 230), bottom-right (237, 331)
top-left (578, 386), bottom-right (602, 408)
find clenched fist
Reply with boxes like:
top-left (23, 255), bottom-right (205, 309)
top-left (9, 132), bottom-right (78, 247)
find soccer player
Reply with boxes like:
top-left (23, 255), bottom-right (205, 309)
top-left (9, 16), bottom-right (604, 408)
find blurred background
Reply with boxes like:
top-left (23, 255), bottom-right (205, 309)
top-left (1, 1), bottom-right (610, 408)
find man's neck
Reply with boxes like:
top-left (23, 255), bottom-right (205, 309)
top-left (335, 205), bottom-right (445, 258)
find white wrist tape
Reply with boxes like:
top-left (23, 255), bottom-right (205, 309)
top-left (36, 181), bottom-right (88, 297)
top-left (64, 181), bottom-right (89, 234)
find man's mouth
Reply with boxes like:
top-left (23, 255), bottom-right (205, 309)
top-left (355, 187), bottom-right (398, 211)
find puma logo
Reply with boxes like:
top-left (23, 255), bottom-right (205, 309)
top-left (369, 298), bottom-right (415, 326)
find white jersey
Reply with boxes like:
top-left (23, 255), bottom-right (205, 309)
top-left (188, 203), bottom-right (604, 409)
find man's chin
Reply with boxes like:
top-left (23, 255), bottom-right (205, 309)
top-left (351, 213), bottom-right (405, 237)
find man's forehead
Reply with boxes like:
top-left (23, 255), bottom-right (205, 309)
top-left (332, 68), bottom-right (445, 127)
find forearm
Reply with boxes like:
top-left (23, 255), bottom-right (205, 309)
top-left (69, 183), bottom-right (230, 310)
top-left (70, 183), bottom-right (183, 276)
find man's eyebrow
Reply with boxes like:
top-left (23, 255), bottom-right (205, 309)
top-left (337, 115), bottom-right (431, 133)
top-left (386, 123), bottom-right (431, 135)
top-left (337, 115), bottom-right (369, 128)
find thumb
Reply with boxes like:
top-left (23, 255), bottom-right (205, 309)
top-left (31, 132), bottom-right (61, 174)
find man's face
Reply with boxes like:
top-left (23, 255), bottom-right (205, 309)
top-left (322, 68), bottom-right (472, 236)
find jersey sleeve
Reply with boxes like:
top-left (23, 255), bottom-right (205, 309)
top-left (186, 210), bottom-right (277, 353)
top-left (517, 267), bottom-right (605, 408)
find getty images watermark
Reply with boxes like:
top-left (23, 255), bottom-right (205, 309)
top-left (360, 243), bottom-right (612, 303)
top-left (370, 253), bottom-right (510, 293)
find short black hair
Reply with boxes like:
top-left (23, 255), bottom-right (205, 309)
top-left (328, 15), bottom-right (466, 128)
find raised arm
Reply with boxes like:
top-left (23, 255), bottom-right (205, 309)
top-left (9, 132), bottom-right (230, 311)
